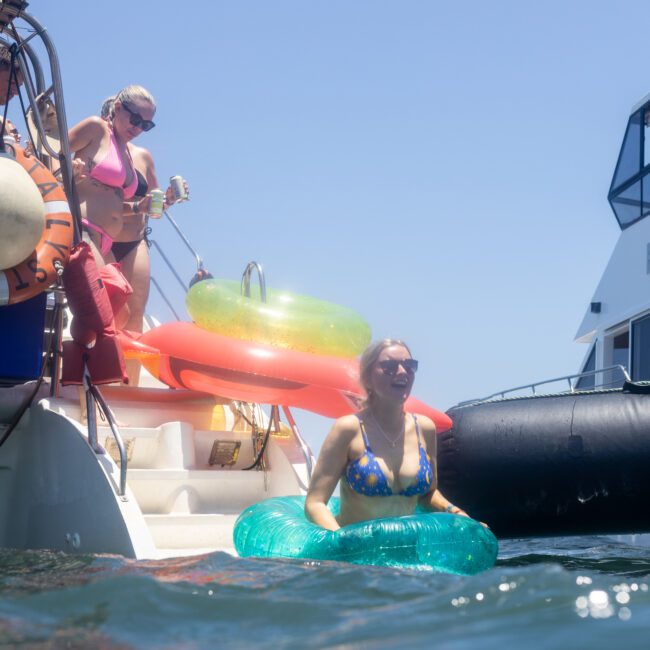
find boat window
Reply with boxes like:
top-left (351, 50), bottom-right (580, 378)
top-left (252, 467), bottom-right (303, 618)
top-left (608, 108), bottom-right (650, 229)
top-left (575, 345), bottom-right (596, 390)
top-left (611, 331), bottom-right (630, 387)
top-left (613, 111), bottom-right (642, 189)
top-left (631, 314), bottom-right (650, 381)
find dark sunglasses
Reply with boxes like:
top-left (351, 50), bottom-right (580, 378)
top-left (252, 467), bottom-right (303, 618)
top-left (377, 358), bottom-right (419, 375)
top-left (121, 102), bottom-right (155, 132)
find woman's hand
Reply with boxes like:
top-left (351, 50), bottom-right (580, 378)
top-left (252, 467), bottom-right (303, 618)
top-left (136, 194), bottom-right (151, 215)
top-left (164, 179), bottom-right (190, 208)
top-left (72, 157), bottom-right (89, 179)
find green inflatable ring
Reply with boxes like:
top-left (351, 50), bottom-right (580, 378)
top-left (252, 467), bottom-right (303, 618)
top-left (186, 279), bottom-right (371, 357)
top-left (233, 496), bottom-right (498, 574)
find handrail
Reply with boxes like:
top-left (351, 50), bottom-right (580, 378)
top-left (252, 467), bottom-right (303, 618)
top-left (459, 364), bottom-right (632, 406)
top-left (241, 261), bottom-right (267, 301)
top-left (147, 208), bottom-right (204, 313)
top-left (163, 208), bottom-right (204, 272)
top-left (282, 406), bottom-right (314, 482)
top-left (148, 238), bottom-right (191, 296)
top-left (18, 11), bottom-right (82, 244)
top-left (83, 372), bottom-right (127, 498)
top-left (149, 275), bottom-right (182, 321)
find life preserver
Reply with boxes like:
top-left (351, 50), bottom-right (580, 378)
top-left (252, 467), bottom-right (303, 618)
top-left (0, 146), bottom-right (74, 305)
top-left (234, 496), bottom-right (498, 574)
top-left (186, 279), bottom-right (372, 357)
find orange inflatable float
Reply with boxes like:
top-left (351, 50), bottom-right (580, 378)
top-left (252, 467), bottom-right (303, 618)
top-left (0, 146), bottom-right (73, 305)
top-left (137, 322), bottom-right (453, 432)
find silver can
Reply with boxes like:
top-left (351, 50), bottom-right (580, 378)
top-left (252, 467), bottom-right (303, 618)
top-left (170, 175), bottom-right (188, 202)
top-left (148, 188), bottom-right (165, 218)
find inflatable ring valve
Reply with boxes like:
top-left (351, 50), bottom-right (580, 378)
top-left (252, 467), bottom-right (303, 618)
top-left (0, 146), bottom-right (73, 305)
top-left (186, 279), bottom-right (371, 357)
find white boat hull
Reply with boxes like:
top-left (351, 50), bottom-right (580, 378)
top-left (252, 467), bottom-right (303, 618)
top-left (0, 383), bottom-right (311, 559)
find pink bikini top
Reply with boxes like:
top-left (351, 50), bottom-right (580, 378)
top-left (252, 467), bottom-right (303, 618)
top-left (89, 129), bottom-right (138, 199)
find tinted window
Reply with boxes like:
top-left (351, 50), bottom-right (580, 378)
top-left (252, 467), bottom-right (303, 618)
top-left (632, 315), bottom-right (650, 380)
top-left (612, 111), bottom-right (642, 189)
top-left (610, 179), bottom-right (642, 227)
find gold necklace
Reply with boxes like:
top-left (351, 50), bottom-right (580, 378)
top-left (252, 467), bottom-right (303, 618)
top-left (369, 412), bottom-right (405, 447)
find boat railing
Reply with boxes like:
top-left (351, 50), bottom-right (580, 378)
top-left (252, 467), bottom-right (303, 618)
top-left (458, 364), bottom-right (632, 407)
top-left (1, 8), bottom-right (83, 240)
top-left (84, 377), bottom-right (127, 499)
top-left (241, 261), bottom-right (267, 301)
top-left (1, 8), bottom-right (128, 496)
top-left (147, 209), bottom-right (206, 320)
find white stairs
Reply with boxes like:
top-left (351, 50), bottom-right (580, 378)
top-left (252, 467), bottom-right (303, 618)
top-left (98, 420), bottom-right (280, 557)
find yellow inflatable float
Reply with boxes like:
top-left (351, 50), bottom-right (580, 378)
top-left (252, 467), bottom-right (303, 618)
top-left (186, 279), bottom-right (371, 357)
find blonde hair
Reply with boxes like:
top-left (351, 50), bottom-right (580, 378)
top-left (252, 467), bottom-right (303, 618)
top-left (359, 338), bottom-right (412, 402)
top-left (110, 85), bottom-right (156, 117)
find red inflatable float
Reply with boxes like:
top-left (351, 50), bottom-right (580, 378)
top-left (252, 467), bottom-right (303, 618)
top-left (137, 322), bottom-right (452, 432)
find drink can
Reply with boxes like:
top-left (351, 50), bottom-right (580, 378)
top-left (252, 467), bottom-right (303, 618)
top-left (170, 175), bottom-right (188, 201)
top-left (149, 188), bottom-right (165, 218)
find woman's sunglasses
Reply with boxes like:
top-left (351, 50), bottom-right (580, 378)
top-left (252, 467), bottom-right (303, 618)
top-left (121, 102), bottom-right (155, 132)
top-left (377, 359), bottom-right (419, 375)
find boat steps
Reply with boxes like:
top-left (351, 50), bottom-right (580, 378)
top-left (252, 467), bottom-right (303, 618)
top-left (97, 423), bottom-right (259, 471)
top-left (93, 421), bottom-right (295, 556)
top-left (126, 468), bottom-right (268, 514)
top-left (144, 513), bottom-right (239, 550)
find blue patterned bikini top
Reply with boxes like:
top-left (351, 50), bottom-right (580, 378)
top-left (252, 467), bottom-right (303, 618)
top-left (344, 414), bottom-right (433, 497)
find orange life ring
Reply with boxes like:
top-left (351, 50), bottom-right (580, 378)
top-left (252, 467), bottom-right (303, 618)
top-left (0, 146), bottom-right (74, 305)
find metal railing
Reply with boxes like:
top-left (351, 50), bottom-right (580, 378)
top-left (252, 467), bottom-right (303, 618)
top-left (84, 375), bottom-right (127, 498)
top-left (241, 261), bottom-right (267, 301)
top-left (0, 7), bottom-right (127, 496)
top-left (459, 364), bottom-right (632, 407)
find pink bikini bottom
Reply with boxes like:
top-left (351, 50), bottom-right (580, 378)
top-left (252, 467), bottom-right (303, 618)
top-left (81, 218), bottom-right (114, 257)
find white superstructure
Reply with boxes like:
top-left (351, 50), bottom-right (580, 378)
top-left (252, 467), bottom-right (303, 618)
top-left (574, 94), bottom-right (650, 388)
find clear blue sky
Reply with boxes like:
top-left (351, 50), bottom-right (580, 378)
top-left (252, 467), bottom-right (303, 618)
top-left (13, 2), bottom-right (646, 447)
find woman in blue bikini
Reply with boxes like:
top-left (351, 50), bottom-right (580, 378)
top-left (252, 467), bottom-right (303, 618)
top-left (306, 339), bottom-right (472, 531)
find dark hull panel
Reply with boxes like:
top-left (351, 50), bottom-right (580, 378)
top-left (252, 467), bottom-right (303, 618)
top-left (439, 389), bottom-right (650, 538)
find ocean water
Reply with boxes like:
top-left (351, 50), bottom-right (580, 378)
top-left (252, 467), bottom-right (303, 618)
top-left (0, 537), bottom-right (648, 649)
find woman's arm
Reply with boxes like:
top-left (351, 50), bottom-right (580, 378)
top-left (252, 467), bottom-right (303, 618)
top-left (417, 415), bottom-right (469, 517)
top-left (68, 116), bottom-right (105, 155)
top-left (127, 145), bottom-right (160, 216)
top-left (305, 416), bottom-right (357, 531)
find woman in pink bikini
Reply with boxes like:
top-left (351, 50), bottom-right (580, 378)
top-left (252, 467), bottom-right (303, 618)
top-left (68, 84), bottom-right (156, 265)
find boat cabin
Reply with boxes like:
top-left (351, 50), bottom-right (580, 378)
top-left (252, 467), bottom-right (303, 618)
top-left (575, 93), bottom-right (650, 389)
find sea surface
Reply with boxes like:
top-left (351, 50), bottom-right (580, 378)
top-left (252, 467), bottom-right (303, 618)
top-left (0, 537), bottom-right (648, 649)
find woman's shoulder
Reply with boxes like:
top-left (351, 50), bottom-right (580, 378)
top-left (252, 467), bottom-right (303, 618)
top-left (329, 414), bottom-right (361, 440)
top-left (131, 145), bottom-right (154, 166)
top-left (410, 412), bottom-right (436, 434)
top-left (72, 115), bottom-right (108, 136)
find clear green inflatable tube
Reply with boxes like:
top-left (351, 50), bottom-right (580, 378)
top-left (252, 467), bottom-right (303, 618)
top-left (186, 279), bottom-right (371, 357)
top-left (234, 496), bottom-right (498, 574)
